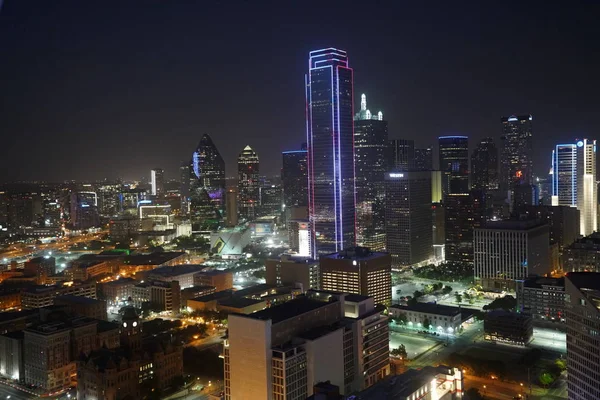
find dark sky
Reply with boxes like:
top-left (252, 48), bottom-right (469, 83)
top-left (1, 1), bottom-right (599, 182)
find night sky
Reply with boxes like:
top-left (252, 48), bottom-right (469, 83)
top-left (1, 1), bottom-right (599, 182)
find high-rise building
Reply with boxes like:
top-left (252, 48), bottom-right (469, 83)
top-left (385, 171), bottom-right (433, 266)
top-left (474, 220), bottom-right (550, 290)
top-left (265, 254), bottom-right (319, 291)
top-left (237, 145), bottom-right (260, 220)
top-left (306, 48), bottom-right (356, 257)
top-left (179, 161), bottom-right (191, 213)
top-left (288, 219), bottom-right (311, 257)
top-left (563, 232), bottom-right (600, 273)
top-left (565, 272), bottom-right (600, 400)
top-left (471, 137), bottom-right (498, 191)
top-left (225, 188), bottom-right (238, 227)
top-left (354, 94), bottom-right (388, 251)
top-left (414, 147), bottom-right (433, 171)
top-left (500, 115), bottom-right (533, 208)
top-left (282, 148), bottom-right (308, 209)
top-left (319, 247), bottom-right (391, 306)
top-left (389, 139), bottom-right (415, 171)
top-left (69, 191), bottom-right (99, 230)
top-left (551, 143), bottom-right (577, 206)
top-left (258, 184), bottom-right (282, 217)
top-left (189, 134), bottom-right (226, 226)
top-left (438, 136), bottom-right (469, 197)
top-left (150, 168), bottom-right (164, 197)
top-left (24, 256), bottom-right (56, 285)
top-left (576, 139), bottom-right (597, 236)
top-left (224, 292), bottom-right (389, 399)
top-left (521, 205), bottom-right (580, 253)
top-left (445, 191), bottom-right (484, 263)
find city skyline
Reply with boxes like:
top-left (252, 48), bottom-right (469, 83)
top-left (1, 1), bottom-right (599, 182)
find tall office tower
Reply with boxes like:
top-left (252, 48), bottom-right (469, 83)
top-left (385, 172), bottom-right (433, 266)
top-left (319, 247), bottom-right (392, 306)
top-left (576, 139), bottom-right (597, 236)
top-left (179, 161), bottom-right (190, 213)
top-left (445, 191), bottom-right (484, 263)
top-left (97, 183), bottom-right (121, 217)
top-left (69, 191), bottom-right (99, 230)
top-left (288, 220), bottom-right (311, 256)
top-left (225, 188), bottom-right (238, 227)
top-left (389, 139), bottom-right (415, 171)
top-left (471, 137), bottom-right (499, 191)
top-left (259, 184), bottom-right (282, 216)
top-left (522, 205), bottom-right (580, 252)
top-left (237, 145), bottom-right (260, 220)
top-left (150, 168), bottom-right (165, 197)
top-left (306, 48), bottom-right (356, 257)
top-left (474, 220), bottom-right (550, 291)
top-left (551, 143), bottom-right (577, 206)
top-left (354, 94), bottom-right (388, 250)
top-left (565, 272), bottom-right (600, 400)
top-left (500, 115), bottom-right (533, 209)
top-left (414, 147), bottom-right (433, 171)
top-left (438, 136), bottom-right (469, 197)
top-left (190, 134), bottom-right (226, 212)
top-left (224, 292), bottom-right (389, 399)
top-left (282, 148), bottom-right (308, 208)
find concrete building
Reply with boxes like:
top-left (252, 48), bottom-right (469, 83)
top-left (288, 219), bottom-right (311, 257)
top-left (131, 281), bottom-right (180, 314)
top-left (147, 264), bottom-right (205, 289)
top-left (119, 251), bottom-right (187, 275)
top-left (445, 191), bottom-right (485, 264)
top-left (21, 282), bottom-right (97, 309)
top-left (180, 285), bottom-right (216, 307)
top-left (563, 232), bottom-right (600, 272)
top-left (385, 171), bottom-right (433, 267)
top-left (225, 188), bottom-right (238, 227)
top-left (77, 349), bottom-right (141, 400)
top-left (320, 247), bottom-right (392, 306)
top-left (484, 310), bottom-right (533, 346)
top-left (521, 205), bottom-right (580, 253)
top-left (101, 277), bottom-right (136, 305)
top-left (265, 255), bottom-right (319, 291)
top-left (474, 220), bottom-right (550, 290)
top-left (193, 270), bottom-right (233, 292)
top-left (354, 365), bottom-right (463, 400)
top-left (390, 303), bottom-right (462, 335)
top-left (565, 272), bottom-right (600, 399)
top-left (516, 277), bottom-right (565, 323)
top-left (224, 292), bottom-right (389, 399)
top-left (24, 256), bottom-right (56, 285)
top-left (0, 331), bottom-right (24, 381)
top-left (54, 295), bottom-right (108, 321)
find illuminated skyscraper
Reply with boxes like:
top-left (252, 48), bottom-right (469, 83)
top-left (551, 144), bottom-right (577, 206)
top-left (354, 94), bottom-right (388, 250)
top-left (306, 48), bottom-right (356, 256)
top-left (439, 136), bottom-right (469, 197)
top-left (390, 139), bottom-right (415, 171)
top-left (471, 137), bottom-right (498, 191)
top-left (576, 139), bottom-right (597, 236)
top-left (237, 145), bottom-right (260, 219)
top-left (150, 168), bottom-right (164, 197)
top-left (414, 147), bottom-right (433, 171)
top-left (281, 148), bottom-right (308, 209)
top-left (500, 115), bottom-right (533, 204)
top-left (189, 134), bottom-right (226, 228)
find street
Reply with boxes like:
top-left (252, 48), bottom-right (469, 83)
top-left (0, 383), bottom-right (36, 400)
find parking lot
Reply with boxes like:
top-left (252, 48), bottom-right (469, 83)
top-left (389, 331), bottom-right (440, 360)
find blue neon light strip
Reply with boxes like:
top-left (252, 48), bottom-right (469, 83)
top-left (439, 136), bottom-right (468, 139)
top-left (282, 150), bottom-right (308, 154)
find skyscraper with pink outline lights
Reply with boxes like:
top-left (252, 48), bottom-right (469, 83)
top-left (306, 48), bottom-right (356, 257)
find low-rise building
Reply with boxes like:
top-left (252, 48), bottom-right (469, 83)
top-left (77, 349), bottom-right (141, 400)
top-left (353, 365), bottom-right (464, 400)
top-left (563, 232), bottom-right (600, 272)
top-left (54, 295), bottom-right (108, 321)
top-left (180, 285), bottom-right (216, 307)
top-left (193, 269), bottom-right (233, 292)
top-left (147, 264), bottom-right (205, 289)
top-left (0, 331), bottom-right (24, 381)
top-left (132, 281), bottom-right (180, 314)
top-left (119, 251), bottom-right (187, 275)
top-left (265, 254), bottom-right (319, 291)
top-left (484, 310), bottom-right (533, 346)
top-left (24, 256), bottom-right (56, 284)
top-left (21, 282), bottom-right (97, 309)
top-left (0, 288), bottom-right (21, 311)
top-left (516, 277), bottom-right (565, 323)
top-left (101, 277), bottom-right (136, 305)
top-left (68, 260), bottom-right (113, 281)
top-left (389, 303), bottom-right (462, 335)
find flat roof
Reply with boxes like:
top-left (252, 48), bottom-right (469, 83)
top-left (566, 272), bottom-right (600, 291)
top-left (190, 290), bottom-right (234, 303)
top-left (196, 269), bottom-right (231, 276)
top-left (102, 277), bottom-right (137, 286)
top-left (522, 276), bottom-right (564, 289)
top-left (123, 251), bottom-right (185, 265)
top-left (320, 247), bottom-right (388, 261)
top-left (233, 283), bottom-right (276, 297)
top-left (247, 297), bottom-right (335, 324)
top-left (391, 303), bottom-right (461, 317)
top-left (2, 330), bottom-right (24, 340)
top-left (97, 320), bottom-right (120, 333)
top-left (55, 295), bottom-right (104, 305)
top-left (149, 264), bottom-right (205, 277)
top-left (297, 323), bottom-right (343, 341)
top-left (480, 219), bottom-right (547, 230)
top-left (344, 294), bottom-right (372, 303)
top-left (181, 285), bottom-right (215, 293)
top-left (218, 297), bottom-right (264, 309)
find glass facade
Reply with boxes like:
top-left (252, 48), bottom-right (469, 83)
top-left (552, 144), bottom-right (577, 206)
top-left (306, 48), bottom-right (356, 256)
top-left (438, 136), bottom-right (469, 197)
top-left (500, 115), bottom-right (533, 190)
top-left (281, 150), bottom-right (308, 208)
top-left (237, 145), bottom-right (260, 220)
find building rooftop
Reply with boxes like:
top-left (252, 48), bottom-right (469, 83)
top-left (354, 365), bottom-right (457, 399)
top-left (149, 264), bottom-right (205, 277)
top-left (2, 330), bottom-right (25, 340)
top-left (103, 277), bottom-right (136, 287)
top-left (233, 283), bottom-right (276, 298)
top-left (218, 297), bottom-right (264, 309)
top-left (480, 219), bottom-right (548, 230)
top-left (196, 269), bottom-right (231, 277)
top-left (190, 290), bottom-right (234, 303)
top-left (344, 294), bottom-right (372, 303)
top-left (123, 251), bottom-right (185, 266)
top-left (297, 323), bottom-right (343, 341)
top-left (320, 247), bottom-right (388, 261)
top-left (486, 309), bottom-right (532, 321)
top-left (0, 310), bottom-right (36, 324)
top-left (26, 256), bottom-right (54, 263)
top-left (55, 295), bottom-right (104, 305)
top-left (181, 285), bottom-right (215, 294)
top-left (247, 297), bottom-right (336, 324)
top-left (26, 316), bottom-right (97, 335)
top-left (522, 276), bottom-right (565, 289)
top-left (97, 320), bottom-right (120, 333)
top-left (566, 272), bottom-right (600, 291)
top-left (391, 302), bottom-right (461, 317)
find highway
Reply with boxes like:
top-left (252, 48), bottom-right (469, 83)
top-left (0, 383), bottom-right (37, 400)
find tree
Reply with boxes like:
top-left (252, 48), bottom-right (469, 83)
top-left (539, 371), bottom-right (555, 387)
top-left (390, 344), bottom-right (408, 360)
top-left (455, 292), bottom-right (463, 304)
top-left (394, 314), bottom-right (408, 325)
top-left (483, 295), bottom-right (517, 311)
top-left (442, 286), bottom-right (453, 295)
top-left (413, 290), bottom-right (424, 300)
top-left (422, 317), bottom-right (431, 330)
top-left (555, 358), bottom-right (567, 372)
